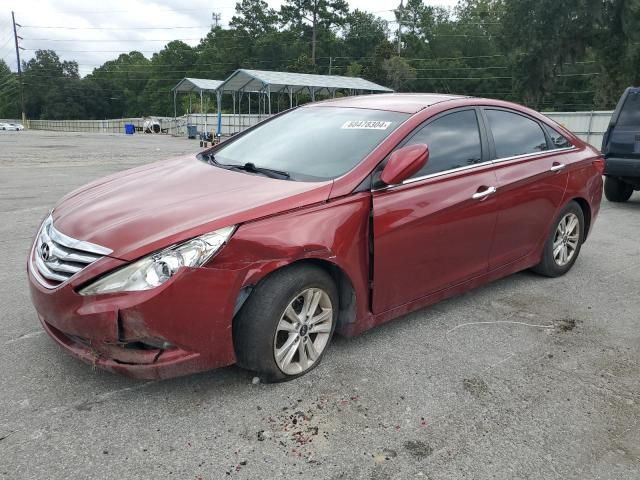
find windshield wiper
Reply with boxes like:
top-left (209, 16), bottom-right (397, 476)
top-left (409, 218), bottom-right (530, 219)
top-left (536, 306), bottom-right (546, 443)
top-left (206, 154), bottom-right (290, 179)
top-left (233, 162), bottom-right (290, 179)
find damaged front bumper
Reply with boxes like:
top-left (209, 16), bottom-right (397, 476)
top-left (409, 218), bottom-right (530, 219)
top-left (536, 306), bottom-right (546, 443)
top-left (28, 250), bottom-right (243, 380)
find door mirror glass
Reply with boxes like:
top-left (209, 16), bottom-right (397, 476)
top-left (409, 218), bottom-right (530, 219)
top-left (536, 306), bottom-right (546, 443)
top-left (380, 144), bottom-right (429, 185)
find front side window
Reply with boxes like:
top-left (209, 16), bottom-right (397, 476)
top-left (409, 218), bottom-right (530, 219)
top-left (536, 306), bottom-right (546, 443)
top-left (403, 109), bottom-right (483, 178)
top-left (486, 109), bottom-right (549, 158)
top-left (210, 107), bottom-right (409, 181)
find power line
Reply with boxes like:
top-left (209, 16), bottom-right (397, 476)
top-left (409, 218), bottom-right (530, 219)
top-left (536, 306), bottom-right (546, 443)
top-left (21, 24), bottom-right (212, 30)
top-left (22, 37), bottom-right (208, 42)
top-left (414, 72), bottom-right (600, 80)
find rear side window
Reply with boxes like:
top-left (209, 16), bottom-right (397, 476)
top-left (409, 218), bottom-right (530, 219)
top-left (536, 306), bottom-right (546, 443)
top-left (544, 125), bottom-right (572, 149)
top-left (486, 109), bottom-right (549, 158)
top-left (404, 110), bottom-right (483, 178)
top-left (618, 92), bottom-right (640, 127)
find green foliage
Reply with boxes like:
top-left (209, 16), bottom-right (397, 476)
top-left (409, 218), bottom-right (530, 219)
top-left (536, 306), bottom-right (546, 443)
top-left (0, 60), bottom-right (20, 118)
top-left (383, 56), bottom-right (417, 91)
top-left (280, 0), bottom-right (349, 63)
top-left (231, 0), bottom-right (279, 38)
top-left (0, 0), bottom-right (638, 119)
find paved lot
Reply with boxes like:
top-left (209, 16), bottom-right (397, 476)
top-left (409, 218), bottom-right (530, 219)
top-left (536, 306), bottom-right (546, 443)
top-left (1, 130), bottom-right (639, 479)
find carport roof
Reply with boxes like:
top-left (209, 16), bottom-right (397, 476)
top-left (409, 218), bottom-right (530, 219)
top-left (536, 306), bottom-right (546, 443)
top-left (172, 77), bottom-right (224, 93)
top-left (217, 69), bottom-right (394, 95)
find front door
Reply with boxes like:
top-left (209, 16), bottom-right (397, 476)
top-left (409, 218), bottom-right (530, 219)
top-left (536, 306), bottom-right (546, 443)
top-left (372, 109), bottom-right (499, 314)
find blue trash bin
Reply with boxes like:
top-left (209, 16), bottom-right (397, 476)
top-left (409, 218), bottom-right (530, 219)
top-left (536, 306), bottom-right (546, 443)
top-left (187, 125), bottom-right (198, 139)
top-left (124, 123), bottom-right (135, 135)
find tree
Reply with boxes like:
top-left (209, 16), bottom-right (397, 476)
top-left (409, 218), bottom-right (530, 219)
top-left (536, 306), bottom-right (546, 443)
top-left (87, 51), bottom-right (151, 117)
top-left (0, 60), bottom-right (20, 118)
top-left (280, 0), bottom-right (349, 64)
top-left (592, 0), bottom-right (640, 108)
top-left (499, 0), bottom-right (602, 108)
top-left (343, 10), bottom-right (388, 60)
top-left (11, 0), bottom-right (640, 119)
top-left (141, 41), bottom-right (198, 116)
top-left (383, 56), bottom-right (416, 91)
top-left (22, 50), bottom-right (85, 119)
top-left (230, 0), bottom-right (279, 39)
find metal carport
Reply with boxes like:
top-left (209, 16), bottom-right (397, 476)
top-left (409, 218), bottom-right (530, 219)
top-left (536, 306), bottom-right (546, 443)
top-left (215, 69), bottom-right (394, 135)
top-left (172, 77), bottom-right (224, 134)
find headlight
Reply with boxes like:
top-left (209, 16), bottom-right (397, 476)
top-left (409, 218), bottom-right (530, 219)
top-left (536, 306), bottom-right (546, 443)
top-left (79, 226), bottom-right (235, 295)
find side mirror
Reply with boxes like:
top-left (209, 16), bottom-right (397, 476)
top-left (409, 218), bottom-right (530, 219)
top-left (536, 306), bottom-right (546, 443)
top-left (380, 144), bottom-right (429, 185)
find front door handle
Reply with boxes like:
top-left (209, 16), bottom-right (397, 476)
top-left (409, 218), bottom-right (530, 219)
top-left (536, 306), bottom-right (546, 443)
top-left (550, 162), bottom-right (566, 172)
top-left (472, 186), bottom-right (497, 200)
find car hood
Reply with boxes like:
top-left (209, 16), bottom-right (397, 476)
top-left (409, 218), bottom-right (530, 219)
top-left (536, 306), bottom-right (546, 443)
top-left (52, 156), bottom-right (333, 261)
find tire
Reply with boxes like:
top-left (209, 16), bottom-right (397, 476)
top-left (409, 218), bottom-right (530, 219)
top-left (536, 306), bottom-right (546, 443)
top-left (233, 264), bottom-right (338, 382)
top-left (532, 201), bottom-right (585, 277)
top-left (604, 177), bottom-right (633, 203)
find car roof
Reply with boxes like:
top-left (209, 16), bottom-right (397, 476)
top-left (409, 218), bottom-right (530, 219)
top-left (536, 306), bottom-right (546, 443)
top-left (308, 93), bottom-right (469, 114)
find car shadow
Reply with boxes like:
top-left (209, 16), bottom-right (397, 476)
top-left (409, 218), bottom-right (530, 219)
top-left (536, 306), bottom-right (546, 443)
top-left (65, 270), bottom-right (541, 398)
top-left (603, 190), bottom-right (640, 209)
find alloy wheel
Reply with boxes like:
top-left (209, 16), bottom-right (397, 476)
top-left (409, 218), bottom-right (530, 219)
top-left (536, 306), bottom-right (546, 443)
top-left (273, 287), bottom-right (333, 375)
top-left (552, 212), bottom-right (580, 266)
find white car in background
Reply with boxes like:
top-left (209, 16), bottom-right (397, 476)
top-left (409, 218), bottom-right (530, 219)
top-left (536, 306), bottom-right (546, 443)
top-left (0, 122), bottom-right (24, 131)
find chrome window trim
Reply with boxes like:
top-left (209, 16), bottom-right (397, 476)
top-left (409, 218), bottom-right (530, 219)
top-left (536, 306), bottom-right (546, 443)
top-left (491, 146), bottom-right (577, 165)
top-left (373, 146), bottom-right (577, 192)
top-left (401, 159), bottom-right (494, 185)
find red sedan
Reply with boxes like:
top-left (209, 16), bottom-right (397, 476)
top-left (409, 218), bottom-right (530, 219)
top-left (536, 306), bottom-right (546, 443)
top-left (27, 94), bottom-right (604, 381)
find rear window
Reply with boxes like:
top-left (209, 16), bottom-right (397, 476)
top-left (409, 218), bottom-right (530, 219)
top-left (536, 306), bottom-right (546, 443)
top-left (618, 92), bottom-right (640, 127)
top-left (485, 109), bottom-right (549, 158)
top-left (544, 125), bottom-right (572, 149)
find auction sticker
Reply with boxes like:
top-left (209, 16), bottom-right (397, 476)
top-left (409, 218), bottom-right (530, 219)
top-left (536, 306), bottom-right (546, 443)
top-left (341, 120), bottom-right (392, 130)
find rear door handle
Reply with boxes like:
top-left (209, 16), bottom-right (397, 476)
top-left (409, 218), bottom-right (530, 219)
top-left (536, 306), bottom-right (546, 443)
top-left (550, 162), bottom-right (566, 172)
top-left (472, 186), bottom-right (497, 200)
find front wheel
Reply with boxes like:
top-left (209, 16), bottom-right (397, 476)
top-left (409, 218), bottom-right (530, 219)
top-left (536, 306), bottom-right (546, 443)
top-left (233, 264), bottom-right (338, 382)
top-left (604, 177), bottom-right (633, 203)
top-left (532, 201), bottom-right (584, 277)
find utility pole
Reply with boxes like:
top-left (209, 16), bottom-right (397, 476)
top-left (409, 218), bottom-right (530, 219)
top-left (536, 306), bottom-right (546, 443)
top-left (328, 56), bottom-right (333, 75)
top-left (311, 0), bottom-right (318, 65)
top-left (11, 11), bottom-right (25, 123)
top-left (396, 0), bottom-right (404, 56)
top-left (211, 12), bottom-right (221, 28)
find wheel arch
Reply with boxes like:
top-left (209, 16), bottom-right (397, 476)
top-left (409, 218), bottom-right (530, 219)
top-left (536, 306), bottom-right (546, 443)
top-left (569, 197), bottom-right (592, 240)
top-left (233, 258), bottom-right (358, 336)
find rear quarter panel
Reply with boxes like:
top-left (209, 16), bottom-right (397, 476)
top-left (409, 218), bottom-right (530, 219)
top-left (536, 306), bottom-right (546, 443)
top-left (563, 150), bottom-right (603, 239)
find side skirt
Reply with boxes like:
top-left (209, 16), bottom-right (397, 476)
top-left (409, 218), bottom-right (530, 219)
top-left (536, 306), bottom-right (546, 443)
top-left (340, 252), bottom-right (540, 337)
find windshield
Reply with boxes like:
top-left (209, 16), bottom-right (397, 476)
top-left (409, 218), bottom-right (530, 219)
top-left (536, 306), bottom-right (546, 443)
top-left (210, 107), bottom-right (409, 181)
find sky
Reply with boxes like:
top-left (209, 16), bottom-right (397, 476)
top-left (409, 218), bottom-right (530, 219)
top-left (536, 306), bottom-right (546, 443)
top-left (0, 0), bottom-right (459, 76)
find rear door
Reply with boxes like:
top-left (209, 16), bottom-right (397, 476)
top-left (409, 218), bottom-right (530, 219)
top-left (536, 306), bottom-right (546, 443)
top-left (371, 108), bottom-right (499, 313)
top-left (482, 108), bottom-right (572, 269)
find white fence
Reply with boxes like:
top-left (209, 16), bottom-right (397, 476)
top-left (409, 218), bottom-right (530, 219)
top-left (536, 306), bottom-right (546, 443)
top-left (24, 111), bottom-right (613, 148)
top-left (26, 114), bottom-right (268, 137)
top-left (545, 111), bottom-right (612, 149)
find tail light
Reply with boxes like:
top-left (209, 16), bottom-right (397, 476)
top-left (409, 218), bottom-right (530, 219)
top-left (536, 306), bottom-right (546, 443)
top-left (593, 157), bottom-right (605, 175)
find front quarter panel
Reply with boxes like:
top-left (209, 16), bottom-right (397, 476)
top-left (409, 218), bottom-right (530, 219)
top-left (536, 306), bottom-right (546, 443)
top-left (211, 193), bottom-right (372, 330)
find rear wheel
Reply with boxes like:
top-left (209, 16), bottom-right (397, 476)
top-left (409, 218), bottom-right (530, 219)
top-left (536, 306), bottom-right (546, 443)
top-left (604, 177), bottom-right (633, 202)
top-left (532, 201), bottom-right (584, 277)
top-left (233, 264), bottom-right (338, 382)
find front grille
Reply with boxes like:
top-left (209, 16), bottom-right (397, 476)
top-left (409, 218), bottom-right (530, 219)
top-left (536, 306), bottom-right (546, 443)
top-left (32, 215), bottom-right (112, 288)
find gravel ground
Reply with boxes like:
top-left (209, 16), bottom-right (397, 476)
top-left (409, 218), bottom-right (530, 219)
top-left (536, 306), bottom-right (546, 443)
top-left (1, 130), bottom-right (639, 479)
